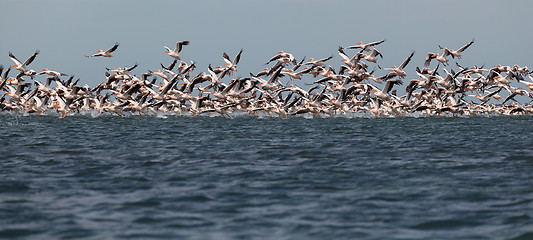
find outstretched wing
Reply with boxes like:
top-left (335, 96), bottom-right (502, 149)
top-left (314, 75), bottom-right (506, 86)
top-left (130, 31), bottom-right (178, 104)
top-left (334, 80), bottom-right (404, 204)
top-left (457, 39), bottom-right (475, 53)
top-left (424, 52), bottom-right (436, 67)
top-left (399, 51), bottom-right (415, 70)
top-left (23, 50), bottom-right (40, 67)
top-left (234, 49), bottom-right (243, 65)
top-left (222, 52), bottom-right (232, 65)
top-left (175, 41), bottom-right (190, 53)
top-left (105, 42), bottom-right (120, 53)
top-left (8, 52), bottom-right (22, 66)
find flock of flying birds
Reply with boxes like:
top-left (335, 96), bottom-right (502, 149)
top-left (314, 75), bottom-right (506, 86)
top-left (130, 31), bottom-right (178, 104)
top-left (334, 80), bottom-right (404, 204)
top-left (2, 39), bottom-right (533, 118)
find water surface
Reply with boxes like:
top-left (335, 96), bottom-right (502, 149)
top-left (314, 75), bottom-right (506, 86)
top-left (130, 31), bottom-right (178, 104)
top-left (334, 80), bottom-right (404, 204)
top-left (0, 114), bottom-right (532, 239)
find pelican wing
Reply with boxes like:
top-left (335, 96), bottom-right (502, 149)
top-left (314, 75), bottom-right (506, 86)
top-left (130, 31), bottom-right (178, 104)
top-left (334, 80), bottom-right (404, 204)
top-left (222, 52), bottom-right (232, 65)
top-left (8, 52), bottom-right (22, 66)
top-left (175, 41), bottom-right (189, 53)
top-left (424, 52), bottom-right (436, 67)
top-left (457, 39), bottom-right (475, 53)
top-left (23, 50), bottom-right (40, 67)
top-left (105, 42), bottom-right (119, 54)
top-left (399, 51), bottom-right (415, 70)
top-left (234, 49), bottom-right (243, 65)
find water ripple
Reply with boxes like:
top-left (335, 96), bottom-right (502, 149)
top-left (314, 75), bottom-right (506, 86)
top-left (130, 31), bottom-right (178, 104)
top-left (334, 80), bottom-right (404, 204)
top-left (0, 116), bottom-right (532, 239)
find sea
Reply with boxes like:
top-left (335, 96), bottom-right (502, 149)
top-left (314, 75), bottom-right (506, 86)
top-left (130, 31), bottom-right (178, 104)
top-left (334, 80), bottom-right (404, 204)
top-left (0, 113), bottom-right (532, 240)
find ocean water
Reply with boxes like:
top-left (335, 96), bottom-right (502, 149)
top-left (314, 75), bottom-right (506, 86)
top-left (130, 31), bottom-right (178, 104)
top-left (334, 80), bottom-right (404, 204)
top-left (0, 114), bottom-right (532, 240)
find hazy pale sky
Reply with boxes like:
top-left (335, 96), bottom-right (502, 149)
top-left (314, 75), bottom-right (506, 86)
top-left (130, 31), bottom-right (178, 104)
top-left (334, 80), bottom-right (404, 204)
top-left (2, 0), bottom-right (532, 86)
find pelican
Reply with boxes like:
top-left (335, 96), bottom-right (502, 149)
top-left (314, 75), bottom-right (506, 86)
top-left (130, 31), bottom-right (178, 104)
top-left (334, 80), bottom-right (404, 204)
top-left (381, 51), bottom-right (415, 79)
top-left (36, 69), bottom-right (68, 77)
top-left (362, 48), bottom-right (383, 63)
top-left (338, 47), bottom-right (363, 68)
top-left (9, 50), bottom-right (40, 72)
top-left (369, 79), bottom-right (403, 101)
top-left (345, 39), bottom-right (386, 52)
top-left (501, 88), bottom-right (528, 104)
top-left (282, 66), bottom-right (314, 81)
top-left (266, 51), bottom-right (296, 65)
top-left (85, 42), bottom-right (119, 58)
top-left (164, 41), bottom-right (189, 60)
top-left (425, 48), bottom-right (452, 66)
top-left (221, 49), bottom-right (243, 77)
top-left (439, 39), bottom-right (475, 59)
top-left (469, 88), bottom-right (502, 104)
top-left (305, 56), bottom-right (333, 67)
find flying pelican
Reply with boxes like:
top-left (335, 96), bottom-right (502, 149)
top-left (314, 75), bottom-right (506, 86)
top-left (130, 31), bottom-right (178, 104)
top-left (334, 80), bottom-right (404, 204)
top-left (338, 47), bottom-right (363, 68)
top-left (361, 48), bottom-right (383, 63)
top-left (220, 49), bottom-right (243, 77)
top-left (425, 48), bottom-right (452, 66)
top-left (369, 79), bottom-right (403, 101)
top-left (36, 69), bottom-right (68, 77)
top-left (9, 50), bottom-right (40, 72)
top-left (86, 42), bottom-right (119, 58)
top-left (164, 41), bottom-right (190, 60)
top-left (378, 51), bottom-right (415, 79)
top-left (305, 56), bottom-right (333, 67)
top-left (439, 39), bottom-right (475, 59)
top-left (469, 88), bottom-right (502, 104)
top-left (266, 51), bottom-right (296, 65)
top-left (345, 39), bottom-right (386, 52)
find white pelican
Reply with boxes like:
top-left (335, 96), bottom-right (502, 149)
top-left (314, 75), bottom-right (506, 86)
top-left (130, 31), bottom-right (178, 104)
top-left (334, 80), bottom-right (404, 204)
top-left (338, 47), bottom-right (363, 68)
top-left (164, 41), bottom-right (189, 60)
top-left (381, 51), bottom-right (415, 79)
top-left (439, 39), bottom-right (474, 59)
top-left (305, 56), bottom-right (333, 67)
top-left (369, 79), bottom-right (403, 101)
top-left (469, 88), bottom-right (502, 104)
top-left (221, 49), bottom-right (243, 77)
top-left (282, 67), bottom-right (314, 81)
top-left (266, 51), bottom-right (296, 65)
top-left (85, 42), bottom-right (119, 58)
top-left (362, 48), bottom-right (383, 63)
top-left (9, 50), bottom-right (40, 72)
top-left (345, 39), bottom-right (386, 52)
top-left (425, 47), bottom-right (452, 66)
top-left (36, 69), bottom-right (67, 77)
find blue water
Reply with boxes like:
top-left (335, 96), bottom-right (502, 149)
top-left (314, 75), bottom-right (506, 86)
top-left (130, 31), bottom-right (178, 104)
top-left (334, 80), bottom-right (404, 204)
top-left (0, 114), bottom-right (532, 239)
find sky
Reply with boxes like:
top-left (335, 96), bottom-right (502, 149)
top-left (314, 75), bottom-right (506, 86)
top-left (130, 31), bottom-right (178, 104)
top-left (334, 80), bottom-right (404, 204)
top-left (2, 0), bottom-right (533, 87)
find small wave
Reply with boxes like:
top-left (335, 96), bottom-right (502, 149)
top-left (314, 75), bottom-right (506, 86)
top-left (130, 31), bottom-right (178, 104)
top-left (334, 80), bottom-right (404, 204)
top-left (411, 219), bottom-right (481, 230)
top-left (509, 232), bottom-right (533, 240)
